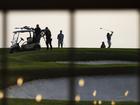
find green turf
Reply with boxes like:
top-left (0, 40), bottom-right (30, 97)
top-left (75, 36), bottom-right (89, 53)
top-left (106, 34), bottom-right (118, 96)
top-left (8, 48), bottom-right (139, 62)
top-left (5, 48), bottom-right (139, 70)
top-left (0, 99), bottom-right (139, 105)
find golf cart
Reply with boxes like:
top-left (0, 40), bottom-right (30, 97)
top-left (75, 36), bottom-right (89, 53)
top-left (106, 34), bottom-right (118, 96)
top-left (10, 26), bottom-right (41, 53)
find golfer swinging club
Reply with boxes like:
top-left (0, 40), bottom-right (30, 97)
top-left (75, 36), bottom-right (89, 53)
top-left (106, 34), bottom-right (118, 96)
top-left (100, 27), bottom-right (114, 48)
top-left (106, 31), bottom-right (113, 48)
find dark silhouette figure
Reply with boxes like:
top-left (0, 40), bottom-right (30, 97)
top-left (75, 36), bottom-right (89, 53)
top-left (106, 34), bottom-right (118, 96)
top-left (57, 30), bottom-right (64, 48)
top-left (100, 41), bottom-right (106, 48)
top-left (45, 27), bottom-right (52, 50)
top-left (34, 24), bottom-right (41, 43)
top-left (106, 31), bottom-right (113, 48)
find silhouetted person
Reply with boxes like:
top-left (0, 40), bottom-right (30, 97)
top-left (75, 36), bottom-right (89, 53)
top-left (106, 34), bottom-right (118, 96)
top-left (57, 30), bottom-right (64, 48)
top-left (106, 31), bottom-right (113, 48)
top-left (45, 27), bottom-right (52, 50)
top-left (34, 24), bottom-right (41, 43)
top-left (100, 41), bottom-right (106, 48)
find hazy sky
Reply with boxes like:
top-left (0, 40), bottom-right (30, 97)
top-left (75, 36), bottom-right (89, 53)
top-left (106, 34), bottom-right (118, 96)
top-left (0, 10), bottom-right (139, 48)
top-left (75, 10), bottom-right (139, 48)
top-left (6, 11), bottom-right (70, 48)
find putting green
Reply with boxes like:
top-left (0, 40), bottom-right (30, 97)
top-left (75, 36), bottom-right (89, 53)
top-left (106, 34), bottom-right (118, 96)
top-left (6, 48), bottom-right (139, 70)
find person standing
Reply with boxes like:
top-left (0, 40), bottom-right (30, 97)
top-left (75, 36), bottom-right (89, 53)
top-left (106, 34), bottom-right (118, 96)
top-left (44, 27), bottom-right (52, 50)
top-left (57, 30), bottom-right (64, 48)
top-left (34, 24), bottom-right (41, 43)
top-left (106, 31), bottom-right (113, 48)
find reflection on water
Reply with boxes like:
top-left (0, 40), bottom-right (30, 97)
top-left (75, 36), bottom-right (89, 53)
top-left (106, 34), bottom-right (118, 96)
top-left (7, 76), bottom-right (138, 101)
top-left (75, 76), bottom-right (138, 101)
top-left (56, 61), bottom-right (138, 65)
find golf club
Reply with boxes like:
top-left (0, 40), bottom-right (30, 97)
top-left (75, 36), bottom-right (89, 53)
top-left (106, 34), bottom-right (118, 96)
top-left (41, 31), bottom-right (46, 43)
top-left (100, 27), bottom-right (113, 33)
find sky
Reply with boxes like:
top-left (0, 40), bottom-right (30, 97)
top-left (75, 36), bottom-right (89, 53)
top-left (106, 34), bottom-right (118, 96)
top-left (0, 10), bottom-right (139, 48)
top-left (6, 10), bottom-right (71, 48)
top-left (75, 10), bottom-right (139, 48)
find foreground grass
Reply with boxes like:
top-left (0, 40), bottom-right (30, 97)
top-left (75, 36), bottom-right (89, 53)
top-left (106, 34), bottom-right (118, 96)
top-left (0, 99), bottom-right (139, 105)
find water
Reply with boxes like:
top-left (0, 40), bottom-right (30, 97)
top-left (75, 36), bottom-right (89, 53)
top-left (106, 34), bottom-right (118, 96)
top-left (56, 61), bottom-right (138, 65)
top-left (7, 76), bottom-right (139, 101)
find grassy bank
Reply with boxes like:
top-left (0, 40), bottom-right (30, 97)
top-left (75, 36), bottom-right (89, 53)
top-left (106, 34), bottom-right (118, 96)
top-left (0, 98), bottom-right (139, 105)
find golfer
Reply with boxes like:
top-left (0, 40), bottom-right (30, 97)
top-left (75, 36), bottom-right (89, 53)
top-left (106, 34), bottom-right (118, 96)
top-left (57, 30), bottom-right (64, 48)
top-left (106, 31), bottom-right (113, 48)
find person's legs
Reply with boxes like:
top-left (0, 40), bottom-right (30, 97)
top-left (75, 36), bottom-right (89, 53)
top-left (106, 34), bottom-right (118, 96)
top-left (61, 42), bottom-right (63, 48)
top-left (38, 37), bottom-right (41, 43)
top-left (36, 35), bottom-right (41, 44)
top-left (50, 41), bottom-right (52, 50)
top-left (109, 41), bottom-right (111, 48)
top-left (58, 41), bottom-right (60, 48)
top-left (107, 40), bottom-right (111, 48)
top-left (46, 40), bottom-right (49, 49)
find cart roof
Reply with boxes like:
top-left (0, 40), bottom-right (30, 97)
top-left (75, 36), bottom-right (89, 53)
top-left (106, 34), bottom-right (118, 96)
top-left (13, 29), bottom-right (34, 34)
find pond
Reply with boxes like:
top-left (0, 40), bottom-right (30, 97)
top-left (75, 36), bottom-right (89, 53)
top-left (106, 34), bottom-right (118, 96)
top-left (7, 76), bottom-right (139, 101)
top-left (56, 60), bottom-right (138, 65)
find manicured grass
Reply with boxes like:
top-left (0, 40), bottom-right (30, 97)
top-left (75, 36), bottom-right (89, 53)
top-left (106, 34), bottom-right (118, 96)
top-left (0, 98), bottom-right (139, 105)
top-left (8, 48), bottom-right (139, 62)
top-left (8, 61), bottom-right (139, 70)
top-left (6, 48), bottom-right (139, 70)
